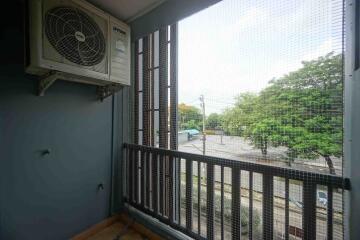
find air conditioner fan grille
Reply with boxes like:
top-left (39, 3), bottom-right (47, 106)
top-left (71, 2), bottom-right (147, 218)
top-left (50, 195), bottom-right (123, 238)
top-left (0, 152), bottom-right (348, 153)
top-left (45, 7), bottom-right (106, 66)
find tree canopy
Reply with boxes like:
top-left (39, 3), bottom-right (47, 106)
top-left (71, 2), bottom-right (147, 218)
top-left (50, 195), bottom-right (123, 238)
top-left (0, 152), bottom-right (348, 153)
top-left (178, 103), bottom-right (202, 130)
top-left (176, 54), bottom-right (342, 174)
top-left (206, 113), bottom-right (222, 130)
top-left (221, 53), bottom-right (343, 174)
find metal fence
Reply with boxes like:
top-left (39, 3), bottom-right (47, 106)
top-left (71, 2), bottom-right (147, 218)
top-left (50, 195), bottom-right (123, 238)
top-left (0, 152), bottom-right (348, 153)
top-left (123, 143), bottom-right (350, 240)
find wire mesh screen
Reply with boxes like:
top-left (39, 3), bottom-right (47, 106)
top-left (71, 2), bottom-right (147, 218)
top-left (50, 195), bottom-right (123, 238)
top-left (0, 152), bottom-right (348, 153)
top-left (178, 0), bottom-right (344, 175)
top-left (132, 24), bottom-right (178, 223)
top-left (127, 0), bottom-right (350, 240)
top-left (134, 25), bottom-right (177, 149)
top-left (175, 0), bottom-right (347, 239)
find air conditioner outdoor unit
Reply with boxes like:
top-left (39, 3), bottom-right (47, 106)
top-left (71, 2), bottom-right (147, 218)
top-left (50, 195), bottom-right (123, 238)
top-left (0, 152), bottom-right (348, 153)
top-left (26, 0), bottom-right (130, 95)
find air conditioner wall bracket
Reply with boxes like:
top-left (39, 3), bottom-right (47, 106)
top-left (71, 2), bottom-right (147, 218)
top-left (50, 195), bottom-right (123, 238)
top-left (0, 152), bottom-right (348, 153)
top-left (38, 71), bottom-right (57, 96)
top-left (97, 84), bottom-right (123, 101)
top-left (38, 71), bottom-right (122, 101)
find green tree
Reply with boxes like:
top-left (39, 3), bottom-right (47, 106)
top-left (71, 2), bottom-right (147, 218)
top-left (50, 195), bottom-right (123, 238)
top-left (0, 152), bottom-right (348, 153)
top-left (178, 103), bottom-right (202, 130)
top-left (206, 113), bottom-right (222, 129)
top-left (246, 119), bottom-right (281, 157)
top-left (262, 53), bottom-right (343, 173)
top-left (222, 93), bottom-right (258, 136)
top-left (181, 119), bottom-right (200, 130)
top-left (221, 53), bottom-right (342, 173)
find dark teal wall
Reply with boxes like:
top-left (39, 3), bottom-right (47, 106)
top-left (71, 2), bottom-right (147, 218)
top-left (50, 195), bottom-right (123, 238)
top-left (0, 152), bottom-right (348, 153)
top-left (0, 1), bottom-right (128, 239)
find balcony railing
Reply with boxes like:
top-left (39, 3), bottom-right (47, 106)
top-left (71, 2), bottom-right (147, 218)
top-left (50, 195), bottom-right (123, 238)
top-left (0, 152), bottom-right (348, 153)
top-left (123, 143), bottom-right (350, 240)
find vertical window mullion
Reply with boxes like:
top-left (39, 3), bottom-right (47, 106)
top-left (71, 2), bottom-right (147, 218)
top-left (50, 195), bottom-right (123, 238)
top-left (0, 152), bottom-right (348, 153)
top-left (169, 23), bottom-right (178, 150)
top-left (134, 40), bottom-right (139, 144)
top-left (159, 27), bottom-right (169, 148)
top-left (142, 35), bottom-right (151, 146)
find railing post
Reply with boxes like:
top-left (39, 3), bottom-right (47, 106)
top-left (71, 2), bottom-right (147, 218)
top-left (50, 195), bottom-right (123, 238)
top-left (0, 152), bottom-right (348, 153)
top-left (186, 159), bottom-right (193, 231)
top-left (169, 155), bottom-right (174, 224)
top-left (207, 163), bottom-right (215, 240)
top-left (221, 166), bottom-right (224, 240)
top-left (125, 148), bottom-right (132, 203)
top-left (159, 154), bottom-right (164, 215)
top-left (232, 167), bottom-right (241, 240)
top-left (263, 174), bottom-right (273, 240)
top-left (327, 185), bottom-right (333, 240)
top-left (129, 148), bottom-right (135, 204)
top-left (134, 150), bottom-right (139, 204)
top-left (249, 171), bottom-right (253, 240)
top-left (177, 157), bottom-right (181, 224)
top-left (146, 151), bottom-right (151, 208)
top-left (285, 178), bottom-right (289, 240)
top-left (140, 150), bottom-right (145, 206)
top-left (198, 162), bottom-right (201, 234)
top-left (152, 153), bottom-right (158, 214)
top-left (303, 180), bottom-right (317, 240)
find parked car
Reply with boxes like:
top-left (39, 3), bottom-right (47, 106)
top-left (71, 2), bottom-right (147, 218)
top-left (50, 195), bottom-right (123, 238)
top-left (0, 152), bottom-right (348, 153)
top-left (183, 129), bottom-right (200, 140)
top-left (317, 191), bottom-right (328, 206)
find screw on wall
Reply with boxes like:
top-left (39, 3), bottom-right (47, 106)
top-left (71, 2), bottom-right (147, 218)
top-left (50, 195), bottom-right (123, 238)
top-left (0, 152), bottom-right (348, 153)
top-left (97, 183), bottom-right (104, 191)
top-left (41, 149), bottom-right (51, 156)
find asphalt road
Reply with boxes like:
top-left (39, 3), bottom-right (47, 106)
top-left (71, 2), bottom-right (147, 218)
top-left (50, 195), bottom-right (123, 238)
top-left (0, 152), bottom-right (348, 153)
top-left (179, 135), bottom-right (342, 175)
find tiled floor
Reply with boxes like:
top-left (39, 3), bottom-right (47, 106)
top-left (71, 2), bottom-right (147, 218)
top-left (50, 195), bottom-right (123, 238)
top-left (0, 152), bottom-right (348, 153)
top-left (72, 215), bottom-right (163, 240)
top-left (87, 222), bottom-right (146, 240)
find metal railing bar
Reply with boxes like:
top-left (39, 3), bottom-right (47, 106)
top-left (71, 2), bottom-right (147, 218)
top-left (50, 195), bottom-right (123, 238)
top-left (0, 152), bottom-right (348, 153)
top-left (127, 147), bottom-right (133, 203)
top-left (169, 156), bottom-right (174, 224)
top-left (249, 171), bottom-right (253, 240)
top-left (141, 150), bottom-right (145, 207)
top-left (134, 150), bottom-right (139, 204)
top-left (146, 151), bottom-right (151, 208)
top-left (232, 167), bottom-right (241, 240)
top-left (285, 178), bottom-right (289, 240)
top-left (178, 158), bottom-right (181, 225)
top-left (198, 161), bottom-right (201, 235)
top-left (302, 180), bottom-right (317, 240)
top-left (159, 154), bottom-right (164, 215)
top-left (207, 163), bottom-right (215, 240)
top-left (263, 174), bottom-right (273, 240)
top-left (124, 143), bottom-right (349, 189)
top-left (327, 185), bottom-right (333, 240)
top-left (152, 152), bottom-right (158, 214)
top-left (186, 159), bottom-right (193, 231)
top-left (124, 144), bottom-right (350, 240)
top-left (221, 166), bottom-right (224, 240)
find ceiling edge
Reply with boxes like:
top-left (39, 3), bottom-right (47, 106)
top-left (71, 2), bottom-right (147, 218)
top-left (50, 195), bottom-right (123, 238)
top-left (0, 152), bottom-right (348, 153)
top-left (125, 0), bottom-right (167, 23)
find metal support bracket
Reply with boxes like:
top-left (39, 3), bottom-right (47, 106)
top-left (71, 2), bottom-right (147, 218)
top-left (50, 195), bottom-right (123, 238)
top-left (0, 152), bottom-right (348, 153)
top-left (38, 72), bottom-right (58, 96)
top-left (37, 71), bottom-right (123, 100)
top-left (97, 84), bottom-right (123, 101)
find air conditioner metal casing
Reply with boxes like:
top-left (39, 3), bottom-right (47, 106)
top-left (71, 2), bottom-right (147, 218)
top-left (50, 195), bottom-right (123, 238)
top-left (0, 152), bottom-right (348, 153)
top-left (26, 0), bottom-right (130, 86)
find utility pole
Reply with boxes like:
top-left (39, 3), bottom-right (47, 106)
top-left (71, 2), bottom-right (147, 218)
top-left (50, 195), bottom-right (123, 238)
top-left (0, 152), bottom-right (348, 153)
top-left (200, 95), bottom-right (206, 155)
top-left (200, 94), bottom-right (206, 184)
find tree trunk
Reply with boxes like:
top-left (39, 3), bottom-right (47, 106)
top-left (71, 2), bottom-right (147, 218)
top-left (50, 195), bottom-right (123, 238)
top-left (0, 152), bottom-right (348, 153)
top-left (287, 159), bottom-right (292, 167)
top-left (260, 138), bottom-right (268, 157)
top-left (324, 155), bottom-right (336, 175)
top-left (261, 148), bottom-right (267, 157)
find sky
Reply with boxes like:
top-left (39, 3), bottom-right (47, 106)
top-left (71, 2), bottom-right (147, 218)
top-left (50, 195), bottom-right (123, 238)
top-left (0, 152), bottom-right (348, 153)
top-left (178, 0), bottom-right (343, 114)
